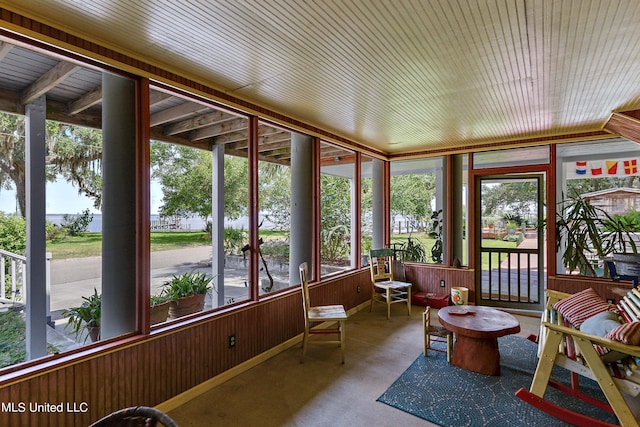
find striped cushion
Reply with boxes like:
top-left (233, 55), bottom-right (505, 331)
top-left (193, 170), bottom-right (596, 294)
top-left (605, 322), bottom-right (640, 345)
top-left (553, 288), bottom-right (616, 328)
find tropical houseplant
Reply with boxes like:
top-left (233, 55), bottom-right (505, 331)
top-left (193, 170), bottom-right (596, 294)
top-left (554, 192), bottom-right (638, 277)
top-left (161, 271), bottom-right (213, 319)
top-left (150, 294), bottom-right (171, 325)
top-left (62, 288), bottom-right (101, 342)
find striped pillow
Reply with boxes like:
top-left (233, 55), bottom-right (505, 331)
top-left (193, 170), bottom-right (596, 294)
top-left (553, 288), bottom-right (616, 328)
top-left (605, 322), bottom-right (640, 345)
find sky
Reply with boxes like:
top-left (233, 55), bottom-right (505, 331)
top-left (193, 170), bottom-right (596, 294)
top-left (0, 177), bottom-right (163, 215)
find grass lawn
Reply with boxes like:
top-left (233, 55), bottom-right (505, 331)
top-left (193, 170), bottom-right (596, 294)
top-left (391, 233), bottom-right (519, 270)
top-left (47, 231), bottom-right (211, 260)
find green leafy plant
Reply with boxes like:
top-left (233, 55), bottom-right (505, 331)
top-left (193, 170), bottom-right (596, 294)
top-left (62, 288), bottom-right (101, 341)
top-left (150, 294), bottom-right (171, 306)
top-left (161, 271), bottom-right (213, 299)
top-left (223, 227), bottom-right (247, 254)
top-left (553, 192), bottom-right (638, 276)
top-left (61, 208), bottom-right (93, 236)
top-left (404, 236), bottom-right (427, 262)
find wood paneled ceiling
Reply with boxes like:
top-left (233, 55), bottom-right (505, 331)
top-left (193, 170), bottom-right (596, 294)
top-left (4, 0), bottom-right (640, 156)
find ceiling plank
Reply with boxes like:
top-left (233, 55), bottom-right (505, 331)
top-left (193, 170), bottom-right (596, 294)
top-left (604, 112), bottom-right (640, 144)
top-left (20, 61), bottom-right (80, 105)
top-left (67, 85), bottom-right (102, 115)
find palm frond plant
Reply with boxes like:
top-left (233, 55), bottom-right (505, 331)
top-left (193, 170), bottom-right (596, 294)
top-left (554, 193), bottom-right (638, 277)
top-left (62, 288), bottom-right (101, 342)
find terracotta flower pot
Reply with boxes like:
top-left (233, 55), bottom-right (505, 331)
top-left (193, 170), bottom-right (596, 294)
top-left (168, 294), bottom-right (206, 319)
top-left (86, 326), bottom-right (100, 342)
top-left (150, 301), bottom-right (171, 325)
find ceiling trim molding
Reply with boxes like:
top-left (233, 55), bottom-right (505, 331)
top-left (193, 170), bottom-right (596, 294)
top-left (388, 131), bottom-right (612, 160)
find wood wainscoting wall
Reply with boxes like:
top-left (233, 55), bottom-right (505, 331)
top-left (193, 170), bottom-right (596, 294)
top-left (403, 263), bottom-right (475, 303)
top-left (548, 275), bottom-right (631, 303)
top-left (0, 270), bottom-right (372, 426)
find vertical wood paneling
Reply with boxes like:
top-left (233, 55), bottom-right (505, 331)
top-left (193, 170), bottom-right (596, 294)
top-left (0, 270), bottom-right (371, 423)
top-left (548, 276), bottom-right (629, 303)
top-left (404, 264), bottom-right (475, 302)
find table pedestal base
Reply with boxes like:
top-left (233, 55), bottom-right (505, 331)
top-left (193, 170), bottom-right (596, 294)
top-left (452, 335), bottom-right (500, 375)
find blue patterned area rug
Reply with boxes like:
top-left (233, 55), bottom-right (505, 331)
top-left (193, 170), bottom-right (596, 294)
top-left (377, 335), bottom-right (619, 426)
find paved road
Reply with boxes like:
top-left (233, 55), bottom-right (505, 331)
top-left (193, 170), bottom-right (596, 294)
top-left (49, 245), bottom-right (250, 313)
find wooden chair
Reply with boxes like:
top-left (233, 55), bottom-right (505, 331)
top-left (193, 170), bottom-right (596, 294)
top-left (299, 262), bottom-right (347, 364)
top-left (516, 289), bottom-right (640, 426)
top-left (423, 306), bottom-right (453, 362)
top-left (368, 248), bottom-right (412, 319)
top-left (89, 406), bottom-right (178, 426)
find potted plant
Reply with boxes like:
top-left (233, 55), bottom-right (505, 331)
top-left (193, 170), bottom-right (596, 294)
top-left (62, 288), bottom-right (101, 342)
top-left (150, 294), bottom-right (171, 325)
top-left (553, 192), bottom-right (638, 277)
top-left (162, 271), bottom-right (213, 319)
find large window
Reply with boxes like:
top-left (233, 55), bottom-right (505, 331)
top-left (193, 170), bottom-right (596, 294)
top-left (320, 142), bottom-right (356, 276)
top-left (0, 43), bottom-right (145, 368)
top-left (360, 155), bottom-right (374, 265)
top-left (257, 123), bottom-right (293, 293)
top-left (389, 158), bottom-right (444, 264)
top-left (556, 138), bottom-right (640, 277)
top-left (148, 88), bottom-right (251, 321)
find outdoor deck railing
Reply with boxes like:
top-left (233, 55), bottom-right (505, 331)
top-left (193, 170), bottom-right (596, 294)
top-left (0, 249), bottom-right (52, 317)
top-left (481, 246), bottom-right (539, 304)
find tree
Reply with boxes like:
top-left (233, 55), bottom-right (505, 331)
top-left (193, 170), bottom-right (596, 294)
top-left (257, 162), bottom-right (291, 229)
top-left (566, 176), bottom-right (639, 196)
top-left (0, 112), bottom-right (103, 217)
top-left (320, 174), bottom-right (352, 261)
top-left (150, 141), bottom-right (248, 220)
top-left (481, 181), bottom-right (537, 222)
top-left (390, 173), bottom-right (435, 224)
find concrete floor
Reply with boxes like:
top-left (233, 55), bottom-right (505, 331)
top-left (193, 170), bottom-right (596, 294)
top-left (167, 304), bottom-right (541, 427)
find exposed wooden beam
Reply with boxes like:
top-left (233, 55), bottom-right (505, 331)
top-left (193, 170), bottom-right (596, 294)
top-left (20, 61), bottom-right (80, 105)
top-left (0, 41), bottom-right (13, 61)
top-left (150, 101), bottom-right (210, 127)
top-left (320, 154), bottom-right (357, 166)
top-left (225, 130), bottom-right (290, 150)
top-left (213, 131), bottom-right (248, 145)
top-left (604, 112), bottom-right (640, 144)
top-left (190, 117), bottom-right (247, 141)
top-left (149, 91), bottom-right (172, 107)
top-left (163, 110), bottom-right (232, 135)
top-left (67, 85), bottom-right (102, 115)
top-left (0, 88), bottom-right (19, 114)
top-left (47, 99), bottom-right (101, 128)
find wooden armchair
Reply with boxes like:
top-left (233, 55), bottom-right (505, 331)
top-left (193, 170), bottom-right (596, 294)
top-left (517, 289), bottom-right (640, 426)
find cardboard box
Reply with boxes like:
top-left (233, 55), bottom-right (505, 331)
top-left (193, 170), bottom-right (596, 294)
top-left (412, 292), bottom-right (449, 308)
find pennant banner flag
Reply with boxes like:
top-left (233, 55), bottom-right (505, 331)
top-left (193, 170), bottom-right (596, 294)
top-left (567, 158), bottom-right (639, 179)
top-left (625, 159), bottom-right (638, 175)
